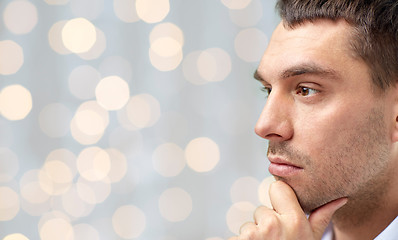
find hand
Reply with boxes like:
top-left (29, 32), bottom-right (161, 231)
top-left (229, 181), bottom-right (347, 240)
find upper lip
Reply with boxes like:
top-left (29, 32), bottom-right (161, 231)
top-left (267, 155), bottom-right (302, 169)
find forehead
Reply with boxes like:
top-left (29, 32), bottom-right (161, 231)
top-left (257, 20), bottom-right (355, 80)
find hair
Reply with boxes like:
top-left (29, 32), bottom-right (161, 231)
top-left (276, 0), bottom-right (398, 91)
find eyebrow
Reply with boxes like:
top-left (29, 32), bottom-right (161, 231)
top-left (254, 63), bottom-right (340, 83)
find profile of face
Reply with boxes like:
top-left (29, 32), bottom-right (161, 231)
top-left (255, 20), bottom-right (397, 214)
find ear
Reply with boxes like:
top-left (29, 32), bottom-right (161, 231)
top-left (391, 82), bottom-right (398, 142)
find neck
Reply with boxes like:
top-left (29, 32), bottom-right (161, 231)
top-left (331, 160), bottom-right (398, 240)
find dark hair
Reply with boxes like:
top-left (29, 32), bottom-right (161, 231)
top-left (276, 0), bottom-right (398, 90)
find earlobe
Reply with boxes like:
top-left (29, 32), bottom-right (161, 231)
top-left (390, 84), bottom-right (398, 142)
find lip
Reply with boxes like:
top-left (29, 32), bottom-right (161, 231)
top-left (267, 156), bottom-right (303, 177)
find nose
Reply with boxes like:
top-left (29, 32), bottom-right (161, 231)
top-left (254, 91), bottom-right (293, 142)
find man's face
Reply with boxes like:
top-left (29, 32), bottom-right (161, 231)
top-left (255, 20), bottom-right (396, 213)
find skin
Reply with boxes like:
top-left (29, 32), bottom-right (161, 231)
top-left (230, 20), bottom-right (398, 240)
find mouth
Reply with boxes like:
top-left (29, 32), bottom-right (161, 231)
top-left (267, 156), bottom-right (303, 177)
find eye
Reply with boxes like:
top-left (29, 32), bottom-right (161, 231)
top-left (261, 86), bottom-right (272, 97)
top-left (296, 86), bottom-right (318, 96)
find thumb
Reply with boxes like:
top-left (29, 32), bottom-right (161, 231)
top-left (308, 198), bottom-right (348, 239)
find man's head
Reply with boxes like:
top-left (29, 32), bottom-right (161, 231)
top-left (276, 0), bottom-right (398, 92)
top-left (255, 0), bottom-right (398, 219)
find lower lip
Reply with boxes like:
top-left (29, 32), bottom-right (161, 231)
top-left (268, 163), bottom-right (302, 177)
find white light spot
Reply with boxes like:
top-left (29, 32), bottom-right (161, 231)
top-left (0, 187), bottom-right (20, 221)
top-left (221, 0), bottom-right (252, 9)
top-left (112, 205), bottom-right (146, 239)
top-left (48, 21), bottom-right (71, 55)
top-left (150, 23), bottom-right (184, 46)
top-left (3, 0), bottom-right (38, 34)
top-left (185, 137), bottom-right (220, 173)
top-left (20, 170), bottom-right (50, 204)
top-left (77, 27), bottom-right (106, 60)
top-left (0, 85), bottom-right (32, 121)
top-left (229, 0), bottom-right (263, 27)
top-left (226, 201), bottom-right (256, 235)
top-left (136, 0), bottom-right (170, 23)
top-left (77, 147), bottom-right (111, 182)
top-left (0, 40), bottom-right (24, 75)
top-left (114, 0), bottom-right (140, 23)
top-left (149, 48), bottom-right (183, 71)
top-left (3, 233), bottom-right (29, 240)
top-left (105, 148), bottom-right (128, 183)
top-left (230, 177), bottom-right (260, 204)
top-left (152, 143), bottom-right (185, 177)
top-left (62, 18), bottom-right (97, 53)
top-left (125, 94), bottom-right (161, 129)
top-left (158, 187), bottom-right (192, 222)
top-left (235, 28), bottom-right (268, 62)
top-left (95, 76), bottom-right (130, 111)
top-left (76, 177), bottom-right (111, 204)
top-left (61, 185), bottom-right (95, 218)
top-left (39, 218), bottom-right (74, 240)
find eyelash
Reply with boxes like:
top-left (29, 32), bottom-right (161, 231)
top-left (260, 86), bottom-right (319, 97)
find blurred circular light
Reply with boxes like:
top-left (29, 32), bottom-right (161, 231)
top-left (68, 65), bottom-right (101, 100)
top-left (149, 49), bottom-right (183, 71)
top-left (229, 0), bottom-right (263, 27)
top-left (39, 218), bottom-right (74, 240)
top-left (112, 205), bottom-right (146, 239)
top-left (77, 27), bottom-right (106, 60)
top-left (3, 233), bottom-right (29, 240)
top-left (70, 101), bottom-right (109, 145)
top-left (221, 0), bottom-right (252, 9)
top-left (0, 187), bottom-right (20, 221)
top-left (151, 37), bottom-right (182, 57)
top-left (48, 21), bottom-right (71, 55)
top-left (62, 18), bottom-right (97, 53)
top-left (226, 201), bottom-right (256, 235)
top-left (0, 40), bottom-right (24, 75)
top-left (152, 143), bottom-right (185, 177)
top-left (158, 188), bottom-right (192, 222)
top-left (185, 137), bottom-right (220, 173)
top-left (150, 23), bottom-right (184, 45)
top-left (61, 185), bottom-right (95, 218)
top-left (95, 76), bottom-right (130, 111)
top-left (76, 177), bottom-right (111, 204)
top-left (235, 28), bottom-right (268, 62)
top-left (39, 103), bottom-right (72, 138)
top-left (230, 176), bottom-right (260, 204)
top-left (3, 0), bottom-right (38, 35)
top-left (77, 147), bottom-right (111, 182)
top-left (105, 148), bottom-right (127, 183)
top-left (125, 94), bottom-right (161, 129)
top-left (114, 0), bottom-right (140, 23)
top-left (0, 148), bottom-right (19, 182)
top-left (136, 0), bottom-right (170, 23)
top-left (20, 170), bottom-right (50, 204)
top-left (0, 84), bottom-right (32, 121)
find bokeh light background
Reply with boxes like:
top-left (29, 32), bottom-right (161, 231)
top-left (0, 0), bottom-right (279, 239)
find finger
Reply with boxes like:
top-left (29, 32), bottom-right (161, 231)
top-left (253, 205), bottom-right (274, 225)
top-left (269, 180), bottom-right (303, 215)
top-left (308, 197), bottom-right (348, 239)
top-left (239, 221), bottom-right (256, 234)
top-left (228, 237), bottom-right (238, 240)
